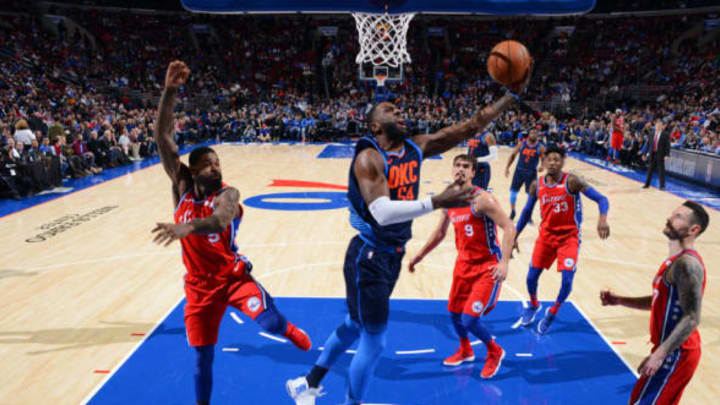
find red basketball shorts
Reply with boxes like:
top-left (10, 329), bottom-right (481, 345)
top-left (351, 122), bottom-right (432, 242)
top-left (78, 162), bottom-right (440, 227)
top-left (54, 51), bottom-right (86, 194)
top-left (531, 232), bottom-right (580, 272)
top-left (611, 131), bottom-right (624, 150)
top-left (447, 260), bottom-right (502, 316)
top-left (629, 347), bottom-right (700, 405)
top-left (184, 271), bottom-right (268, 346)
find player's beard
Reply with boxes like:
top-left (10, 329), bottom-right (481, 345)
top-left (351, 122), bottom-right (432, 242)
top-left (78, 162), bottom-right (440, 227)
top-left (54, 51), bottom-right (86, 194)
top-left (381, 121), bottom-right (407, 144)
top-left (663, 220), bottom-right (687, 240)
top-left (198, 173), bottom-right (222, 194)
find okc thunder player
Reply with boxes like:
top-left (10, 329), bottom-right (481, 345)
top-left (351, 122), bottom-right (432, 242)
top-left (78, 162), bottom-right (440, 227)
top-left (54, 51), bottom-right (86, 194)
top-left (504, 127), bottom-right (544, 220)
top-left (151, 61), bottom-right (310, 405)
top-left (287, 73), bottom-right (531, 405)
top-left (467, 130), bottom-right (498, 189)
top-left (601, 201), bottom-right (708, 405)
top-left (408, 154), bottom-right (515, 378)
top-left (514, 144), bottom-right (610, 334)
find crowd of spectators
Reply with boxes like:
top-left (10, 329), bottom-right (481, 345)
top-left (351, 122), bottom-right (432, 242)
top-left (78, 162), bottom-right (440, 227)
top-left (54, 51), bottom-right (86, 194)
top-left (1, 6), bottom-right (719, 200)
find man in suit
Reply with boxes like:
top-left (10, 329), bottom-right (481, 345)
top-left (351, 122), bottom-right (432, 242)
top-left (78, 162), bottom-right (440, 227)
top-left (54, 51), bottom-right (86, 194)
top-left (643, 119), bottom-right (671, 190)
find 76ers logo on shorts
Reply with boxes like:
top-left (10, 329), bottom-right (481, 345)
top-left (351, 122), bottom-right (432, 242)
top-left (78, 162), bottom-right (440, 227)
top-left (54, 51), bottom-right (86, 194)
top-left (247, 296), bottom-right (262, 313)
top-left (564, 258), bottom-right (575, 269)
top-left (472, 301), bottom-right (485, 314)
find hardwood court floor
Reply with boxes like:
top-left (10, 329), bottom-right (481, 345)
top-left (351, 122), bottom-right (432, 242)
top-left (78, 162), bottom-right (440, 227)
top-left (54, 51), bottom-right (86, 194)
top-left (0, 143), bottom-right (717, 404)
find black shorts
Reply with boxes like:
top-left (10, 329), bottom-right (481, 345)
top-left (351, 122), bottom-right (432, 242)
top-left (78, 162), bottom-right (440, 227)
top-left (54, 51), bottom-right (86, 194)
top-left (472, 163), bottom-right (491, 189)
top-left (511, 168), bottom-right (536, 192)
top-left (344, 235), bottom-right (404, 329)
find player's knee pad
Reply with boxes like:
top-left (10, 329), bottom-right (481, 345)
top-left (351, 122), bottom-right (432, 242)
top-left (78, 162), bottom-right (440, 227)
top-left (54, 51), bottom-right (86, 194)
top-left (527, 266), bottom-right (542, 283)
top-left (510, 189), bottom-right (519, 205)
top-left (360, 328), bottom-right (387, 355)
top-left (194, 345), bottom-right (214, 370)
top-left (337, 315), bottom-right (361, 342)
top-left (560, 271), bottom-right (575, 292)
top-left (451, 312), bottom-right (463, 328)
top-left (256, 306), bottom-right (287, 335)
top-left (460, 313), bottom-right (480, 329)
top-left (362, 321), bottom-right (387, 336)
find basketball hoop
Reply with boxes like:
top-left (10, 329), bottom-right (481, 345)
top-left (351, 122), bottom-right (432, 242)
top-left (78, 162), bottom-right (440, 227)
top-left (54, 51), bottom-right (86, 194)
top-left (352, 11), bottom-right (414, 69)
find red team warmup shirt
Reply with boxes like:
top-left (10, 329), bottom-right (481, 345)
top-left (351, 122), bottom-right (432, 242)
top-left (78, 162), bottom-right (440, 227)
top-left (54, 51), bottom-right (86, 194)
top-left (611, 116), bottom-right (624, 150)
top-left (174, 185), bottom-right (247, 280)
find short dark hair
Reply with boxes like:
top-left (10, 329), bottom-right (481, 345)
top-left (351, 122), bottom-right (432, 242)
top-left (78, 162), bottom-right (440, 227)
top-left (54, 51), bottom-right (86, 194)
top-left (683, 200), bottom-right (709, 235)
top-left (453, 154), bottom-right (475, 169)
top-left (545, 143), bottom-right (566, 158)
top-left (189, 146), bottom-right (216, 166)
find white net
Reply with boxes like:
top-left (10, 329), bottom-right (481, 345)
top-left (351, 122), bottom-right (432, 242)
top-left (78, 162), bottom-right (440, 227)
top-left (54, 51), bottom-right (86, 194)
top-left (352, 12), bottom-right (415, 68)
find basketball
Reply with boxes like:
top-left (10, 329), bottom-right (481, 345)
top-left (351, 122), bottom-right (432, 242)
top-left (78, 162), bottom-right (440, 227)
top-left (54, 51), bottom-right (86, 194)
top-left (487, 40), bottom-right (532, 87)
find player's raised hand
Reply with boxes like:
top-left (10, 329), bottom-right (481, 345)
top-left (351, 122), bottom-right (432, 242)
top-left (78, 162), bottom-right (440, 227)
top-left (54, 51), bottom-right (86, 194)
top-left (408, 255), bottom-right (422, 273)
top-left (432, 181), bottom-right (474, 208)
top-left (599, 289), bottom-right (618, 306)
top-left (164, 60), bottom-right (191, 90)
top-left (152, 222), bottom-right (193, 246)
top-left (509, 59), bottom-right (533, 95)
top-left (490, 261), bottom-right (508, 282)
top-left (597, 217), bottom-right (610, 239)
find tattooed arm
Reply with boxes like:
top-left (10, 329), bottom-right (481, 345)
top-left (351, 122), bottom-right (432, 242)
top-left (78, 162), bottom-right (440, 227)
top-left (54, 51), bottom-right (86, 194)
top-left (637, 254), bottom-right (704, 377)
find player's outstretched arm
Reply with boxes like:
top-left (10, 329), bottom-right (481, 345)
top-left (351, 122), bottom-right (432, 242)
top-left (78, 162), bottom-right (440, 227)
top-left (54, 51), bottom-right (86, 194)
top-left (408, 211), bottom-right (450, 273)
top-left (151, 187), bottom-right (240, 246)
top-left (599, 290), bottom-right (651, 310)
top-left (156, 61), bottom-right (191, 187)
top-left (567, 174), bottom-right (610, 239)
top-left (514, 180), bottom-right (538, 237)
top-left (355, 149), bottom-right (474, 226)
top-left (414, 94), bottom-right (515, 158)
top-left (505, 142), bottom-right (522, 177)
top-left (475, 133), bottom-right (498, 163)
top-left (475, 191), bottom-right (515, 282)
top-left (413, 67), bottom-right (531, 158)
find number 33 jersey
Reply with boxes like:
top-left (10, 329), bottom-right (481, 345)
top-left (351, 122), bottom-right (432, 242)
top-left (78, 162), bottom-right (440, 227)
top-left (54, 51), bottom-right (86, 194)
top-left (447, 188), bottom-right (501, 266)
top-left (537, 172), bottom-right (582, 238)
top-left (174, 185), bottom-right (246, 280)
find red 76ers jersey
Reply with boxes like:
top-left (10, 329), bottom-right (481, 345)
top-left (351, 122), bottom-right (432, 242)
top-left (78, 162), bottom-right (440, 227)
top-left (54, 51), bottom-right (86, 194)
top-left (537, 173), bottom-right (582, 237)
top-left (173, 185), bottom-right (245, 279)
top-left (650, 249), bottom-right (706, 350)
top-left (446, 188), bottom-right (501, 265)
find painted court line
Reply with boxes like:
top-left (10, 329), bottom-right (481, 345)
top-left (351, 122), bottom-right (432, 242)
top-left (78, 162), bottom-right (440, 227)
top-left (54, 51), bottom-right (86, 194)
top-left (258, 332), bottom-right (287, 343)
top-left (571, 302), bottom-right (639, 378)
top-left (230, 312), bottom-right (245, 325)
top-left (80, 295), bottom-right (185, 405)
top-left (222, 347), bottom-right (240, 352)
top-left (515, 353), bottom-right (533, 357)
top-left (346, 349), bottom-right (357, 354)
top-left (395, 349), bottom-right (436, 355)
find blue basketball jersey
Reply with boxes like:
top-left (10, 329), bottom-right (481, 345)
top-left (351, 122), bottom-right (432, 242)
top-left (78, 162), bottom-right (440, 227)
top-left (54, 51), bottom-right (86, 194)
top-left (347, 137), bottom-right (423, 248)
top-left (467, 132), bottom-right (490, 166)
top-left (517, 140), bottom-right (542, 172)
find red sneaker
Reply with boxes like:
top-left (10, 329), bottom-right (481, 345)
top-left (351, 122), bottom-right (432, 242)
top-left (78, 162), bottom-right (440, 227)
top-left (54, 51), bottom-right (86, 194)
top-left (443, 346), bottom-right (475, 366)
top-left (284, 323), bottom-right (311, 351)
top-left (481, 343), bottom-right (505, 379)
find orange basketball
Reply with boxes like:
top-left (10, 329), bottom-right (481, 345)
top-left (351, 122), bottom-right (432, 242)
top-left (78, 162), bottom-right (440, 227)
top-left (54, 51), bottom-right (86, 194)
top-left (487, 40), bottom-right (532, 87)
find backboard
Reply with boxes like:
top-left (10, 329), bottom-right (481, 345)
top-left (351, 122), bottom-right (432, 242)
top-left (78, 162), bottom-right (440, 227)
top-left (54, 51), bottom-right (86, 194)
top-left (181, 0), bottom-right (596, 15)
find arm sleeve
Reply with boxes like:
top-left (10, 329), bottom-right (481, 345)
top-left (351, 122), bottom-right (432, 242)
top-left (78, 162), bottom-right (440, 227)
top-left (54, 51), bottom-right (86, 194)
top-left (369, 196), bottom-right (434, 226)
top-left (515, 193), bottom-right (538, 235)
top-left (475, 145), bottom-right (499, 163)
top-left (582, 186), bottom-right (609, 215)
